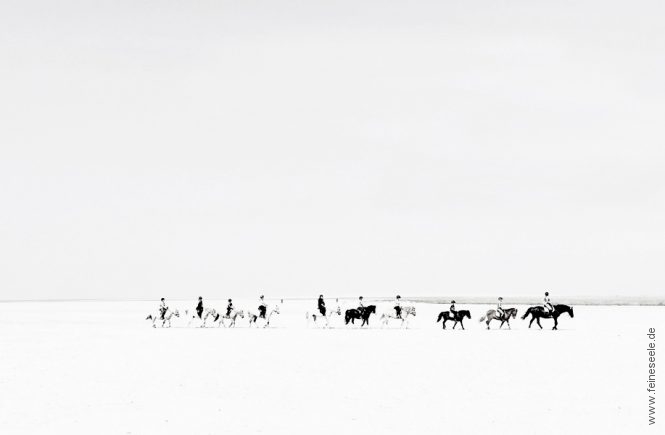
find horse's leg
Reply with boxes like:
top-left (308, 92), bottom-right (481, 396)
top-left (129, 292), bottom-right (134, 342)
top-left (536, 317), bottom-right (542, 329)
top-left (528, 315), bottom-right (535, 328)
top-left (460, 319), bottom-right (465, 330)
top-left (553, 315), bottom-right (558, 330)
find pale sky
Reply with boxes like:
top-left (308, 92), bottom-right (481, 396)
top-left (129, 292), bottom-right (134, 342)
top-left (1, 1), bottom-right (664, 301)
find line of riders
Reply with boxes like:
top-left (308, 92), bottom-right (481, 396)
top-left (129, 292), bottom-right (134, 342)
top-left (156, 291), bottom-right (566, 328)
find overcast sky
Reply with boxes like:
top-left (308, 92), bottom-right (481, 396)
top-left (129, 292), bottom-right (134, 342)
top-left (1, 1), bottom-right (664, 301)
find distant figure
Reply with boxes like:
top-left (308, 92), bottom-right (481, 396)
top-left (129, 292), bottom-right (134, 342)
top-left (318, 294), bottom-right (326, 316)
top-left (497, 297), bottom-right (505, 319)
top-left (226, 299), bottom-right (233, 316)
top-left (358, 296), bottom-right (365, 312)
top-left (196, 296), bottom-right (204, 319)
top-left (449, 300), bottom-right (457, 318)
top-left (544, 292), bottom-right (554, 314)
top-left (159, 298), bottom-right (168, 320)
top-left (258, 295), bottom-right (267, 319)
top-left (394, 295), bottom-right (402, 319)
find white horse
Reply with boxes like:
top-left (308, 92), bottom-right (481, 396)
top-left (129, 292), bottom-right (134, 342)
top-left (380, 305), bottom-right (416, 328)
top-left (146, 308), bottom-right (180, 328)
top-left (305, 306), bottom-right (342, 328)
top-left (248, 305), bottom-right (280, 328)
top-left (218, 309), bottom-right (245, 328)
top-left (185, 307), bottom-right (221, 327)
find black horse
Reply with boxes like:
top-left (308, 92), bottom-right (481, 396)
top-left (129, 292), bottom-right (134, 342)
top-left (521, 304), bottom-right (574, 330)
top-left (436, 310), bottom-right (471, 330)
top-left (345, 305), bottom-right (377, 327)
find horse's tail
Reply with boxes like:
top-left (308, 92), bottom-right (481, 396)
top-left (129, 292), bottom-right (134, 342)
top-left (146, 315), bottom-right (153, 321)
top-left (478, 315), bottom-right (486, 322)
top-left (521, 307), bottom-right (531, 320)
top-left (437, 312), bottom-right (444, 322)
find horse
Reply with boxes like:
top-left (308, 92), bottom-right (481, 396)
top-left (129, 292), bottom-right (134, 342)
top-left (436, 310), bottom-right (471, 330)
top-left (344, 305), bottom-right (377, 327)
top-left (379, 306), bottom-right (417, 328)
top-left (248, 305), bottom-right (280, 328)
top-left (146, 308), bottom-right (179, 328)
top-left (306, 306), bottom-right (342, 328)
top-left (478, 308), bottom-right (518, 330)
top-left (185, 307), bottom-right (221, 327)
top-left (219, 309), bottom-right (245, 328)
top-left (521, 304), bottom-right (574, 330)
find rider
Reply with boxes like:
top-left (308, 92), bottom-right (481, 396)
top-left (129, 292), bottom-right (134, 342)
top-left (394, 295), bottom-right (402, 319)
top-left (196, 296), bottom-right (204, 319)
top-left (544, 291), bottom-right (554, 314)
top-left (159, 298), bottom-right (168, 320)
top-left (358, 296), bottom-right (366, 313)
top-left (449, 300), bottom-right (457, 319)
top-left (258, 295), bottom-right (267, 319)
top-left (226, 299), bottom-right (233, 316)
top-left (496, 297), bottom-right (505, 319)
top-left (318, 294), bottom-right (326, 316)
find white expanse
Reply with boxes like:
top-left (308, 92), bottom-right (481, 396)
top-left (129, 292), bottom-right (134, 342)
top-left (1, 299), bottom-right (662, 434)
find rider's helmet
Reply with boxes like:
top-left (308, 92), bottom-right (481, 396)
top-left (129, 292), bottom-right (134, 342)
top-left (260, 295), bottom-right (264, 299)
top-left (545, 291), bottom-right (549, 296)
top-left (161, 298), bottom-right (165, 301)
top-left (359, 296), bottom-right (363, 299)
top-left (199, 296), bottom-right (202, 300)
top-left (396, 295), bottom-right (401, 299)
top-left (319, 294), bottom-right (323, 298)
top-left (451, 300), bottom-right (456, 304)
top-left (228, 299), bottom-right (232, 302)
top-left (498, 297), bottom-right (503, 300)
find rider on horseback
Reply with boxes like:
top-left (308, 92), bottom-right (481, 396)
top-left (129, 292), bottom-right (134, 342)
top-left (159, 298), bottom-right (168, 320)
top-left (544, 292), bottom-right (554, 314)
top-left (318, 294), bottom-right (326, 316)
top-left (450, 300), bottom-right (457, 319)
top-left (258, 295), bottom-right (267, 319)
top-left (196, 296), bottom-right (204, 319)
top-left (496, 297), bottom-right (505, 319)
top-left (394, 295), bottom-right (402, 319)
top-left (358, 296), bottom-right (365, 314)
top-left (226, 299), bottom-right (233, 316)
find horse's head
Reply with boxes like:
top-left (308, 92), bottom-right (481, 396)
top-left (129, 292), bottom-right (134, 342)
top-left (507, 308), bottom-right (517, 319)
top-left (237, 310), bottom-right (245, 318)
top-left (561, 305), bottom-right (574, 318)
top-left (173, 309), bottom-right (180, 317)
top-left (334, 306), bottom-right (342, 315)
top-left (272, 306), bottom-right (281, 314)
top-left (462, 310), bottom-right (471, 319)
top-left (521, 307), bottom-right (533, 320)
top-left (368, 305), bottom-right (377, 314)
top-left (405, 306), bottom-right (416, 316)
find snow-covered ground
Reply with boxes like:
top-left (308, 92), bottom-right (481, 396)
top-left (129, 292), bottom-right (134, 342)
top-left (1, 299), bottom-right (662, 434)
